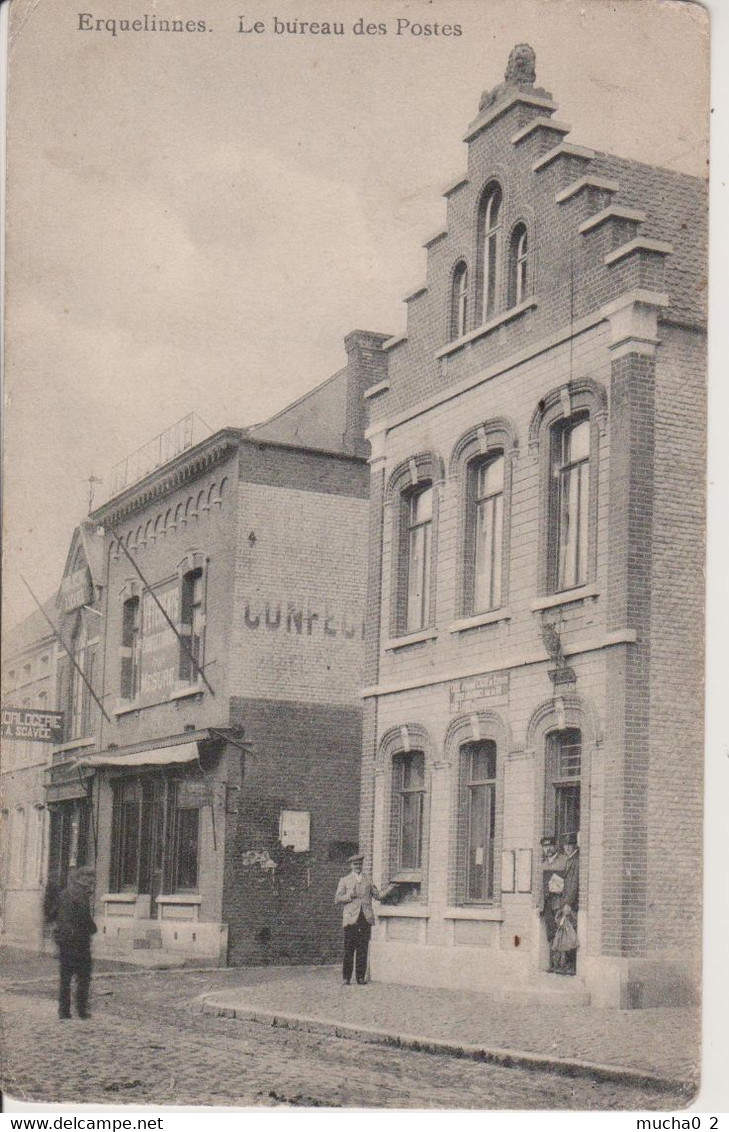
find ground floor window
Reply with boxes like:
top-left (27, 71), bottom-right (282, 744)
top-left (545, 728), bottom-right (582, 842)
top-left (460, 740), bottom-right (497, 902)
top-left (110, 776), bottom-right (201, 896)
top-left (391, 751), bottom-right (425, 878)
top-left (48, 799), bottom-right (91, 889)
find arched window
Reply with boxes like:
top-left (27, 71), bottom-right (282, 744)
top-left (450, 261), bottom-right (468, 340)
top-left (477, 183), bottom-right (502, 322)
top-left (550, 414), bottom-right (590, 591)
top-left (545, 728), bottom-right (582, 843)
top-left (466, 453), bottom-right (504, 613)
top-left (459, 740), bottom-right (497, 901)
top-left (404, 485), bottom-right (433, 633)
top-left (391, 751), bottom-right (425, 876)
top-left (509, 223), bottom-right (529, 307)
top-left (120, 596), bottom-right (141, 700)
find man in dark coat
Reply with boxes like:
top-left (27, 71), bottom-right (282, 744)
top-left (54, 867), bottom-right (97, 1020)
top-left (560, 833), bottom-right (580, 975)
top-left (537, 834), bottom-right (566, 972)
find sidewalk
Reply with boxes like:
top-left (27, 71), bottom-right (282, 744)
top-left (198, 966), bottom-right (699, 1090)
top-left (1, 948), bottom-right (699, 1091)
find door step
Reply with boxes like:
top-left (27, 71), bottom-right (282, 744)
top-left (495, 972), bottom-right (591, 1006)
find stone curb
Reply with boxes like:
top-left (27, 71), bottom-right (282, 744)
top-left (198, 996), bottom-right (694, 1097)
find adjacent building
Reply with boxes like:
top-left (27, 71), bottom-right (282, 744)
top-left (360, 47), bottom-right (706, 1008)
top-left (43, 332), bottom-right (385, 967)
top-left (1, 599), bottom-right (58, 950)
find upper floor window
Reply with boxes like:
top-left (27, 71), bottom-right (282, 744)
top-left (179, 568), bottom-right (205, 683)
top-left (477, 183), bottom-right (502, 323)
top-left (70, 621), bottom-right (95, 740)
top-left (550, 415), bottom-right (590, 591)
top-left (120, 596), bottom-right (141, 700)
top-left (392, 751), bottom-right (425, 876)
top-left (22, 663), bottom-right (32, 683)
top-left (467, 454), bottom-right (504, 613)
top-left (460, 740), bottom-right (497, 902)
top-left (450, 262), bottom-right (469, 340)
top-left (508, 223), bottom-right (528, 307)
top-left (404, 486), bottom-right (433, 633)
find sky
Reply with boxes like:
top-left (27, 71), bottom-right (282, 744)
top-left (2, 0), bottom-right (710, 626)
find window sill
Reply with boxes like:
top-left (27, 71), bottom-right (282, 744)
top-left (113, 684), bottom-right (205, 715)
top-left (444, 906), bottom-right (505, 922)
top-left (155, 893), bottom-right (202, 904)
top-left (169, 683), bottom-right (205, 701)
top-left (436, 298), bottom-right (538, 360)
top-left (450, 608), bottom-right (511, 634)
top-left (531, 585), bottom-right (599, 612)
top-left (377, 906), bottom-right (429, 919)
top-left (101, 892), bottom-right (137, 904)
top-left (384, 629), bottom-right (438, 651)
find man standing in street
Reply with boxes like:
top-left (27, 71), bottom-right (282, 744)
top-left (537, 834), bottom-right (566, 972)
top-left (334, 853), bottom-right (391, 985)
top-left (54, 866), bottom-right (97, 1020)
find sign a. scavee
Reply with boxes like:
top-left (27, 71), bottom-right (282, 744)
top-left (1, 707), bottom-right (64, 743)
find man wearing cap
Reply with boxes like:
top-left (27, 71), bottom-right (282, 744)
top-left (334, 854), bottom-right (391, 985)
top-left (559, 833), bottom-right (580, 975)
top-left (537, 834), bottom-right (566, 973)
top-left (53, 866), bottom-right (97, 1019)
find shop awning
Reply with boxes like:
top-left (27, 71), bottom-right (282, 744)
top-left (76, 742), bottom-right (201, 769)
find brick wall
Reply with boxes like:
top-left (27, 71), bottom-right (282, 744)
top-left (645, 325), bottom-right (705, 952)
top-left (230, 478), bottom-right (369, 706)
top-left (222, 697), bottom-right (361, 965)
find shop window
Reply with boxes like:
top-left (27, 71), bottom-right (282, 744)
top-left (179, 568), bottom-right (205, 683)
top-left (550, 415), bottom-right (590, 591)
top-left (120, 596), bottom-right (141, 700)
top-left (508, 223), bottom-right (529, 307)
top-left (403, 486), bottom-right (433, 634)
top-left (477, 182), bottom-right (502, 323)
top-left (545, 729), bottom-right (582, 843)
top-left (112, 780), bottom-right (143, 891)
top-left (465, 453), bottom-right (504, 613)
top-left (391, 751), bottom-right (425, 877)
top-left (450, 261), bottom-right (469, 340)
top-left (172, 808), bottom-right (200, 890)
top-left (459, 740), bottom-right (497, 902)
top-left (111, 777), bottom-right (201, 895)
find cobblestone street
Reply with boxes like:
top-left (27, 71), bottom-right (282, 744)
top-left (1, 959), bottom-right (691, 1110)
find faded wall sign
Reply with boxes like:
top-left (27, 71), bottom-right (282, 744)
top-left (139, 580), bottom-right (180, 705)
top-left (242, 599), bottom-right (364, 640)
top-left (1, 706), bottom-right (64, 743)
top-left (58, 567), bottom-right (92, 614)
top-left (449, 671), bottom-right (510, 713)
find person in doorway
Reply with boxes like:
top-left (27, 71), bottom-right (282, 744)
top-left (537, 834), bottom-right (566, 972)
top-left (556, 832), bottom-right (580, 975)
top-left (54, 866), bottom-right (97, 1019)
top-left (334, 853), bottom-right (391, 985)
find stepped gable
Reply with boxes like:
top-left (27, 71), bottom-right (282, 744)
top-left (589, 152), bottom-right (708, 325)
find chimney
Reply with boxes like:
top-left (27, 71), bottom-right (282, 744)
top-left (343, 330), bottom-right (391, 457)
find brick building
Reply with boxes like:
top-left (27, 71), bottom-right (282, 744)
top-left (46, 332), bottom-right (385, 967)
top-left (360, 47), bottom-right (706, 1008)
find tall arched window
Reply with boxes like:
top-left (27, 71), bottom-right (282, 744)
top-left (450, 262), bottom-right (468, 340)
top-left (545, 728), bottom-right (582, 843)
top-left (467, 453), bottom-right (504, 613)
top-left (509, 223), bottom-right (528, 307)
top-left (551, 414), bottom-right (590, 591)
top-left (478, 184), bottom-right (502, 322)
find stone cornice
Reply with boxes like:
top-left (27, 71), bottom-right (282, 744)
top-left (92, 429), bottom-right (243, 527)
